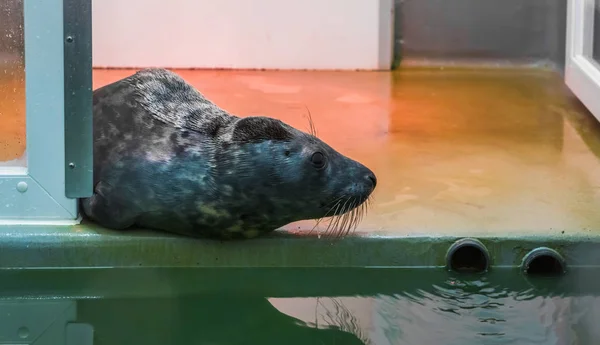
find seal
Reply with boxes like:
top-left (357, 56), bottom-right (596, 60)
top-left (81, 68), bottom-right (377, 240)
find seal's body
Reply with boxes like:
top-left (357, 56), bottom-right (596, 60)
top-left (81, 68), bottom-right (377, 239)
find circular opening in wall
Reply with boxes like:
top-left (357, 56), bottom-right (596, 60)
top-left (446, 238), bottom-right (490, 273)
top-left (521, 247), bottom-right (566, 276)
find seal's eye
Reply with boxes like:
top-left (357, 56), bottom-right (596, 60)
top-left (310, 152), bottom-right (326, 169)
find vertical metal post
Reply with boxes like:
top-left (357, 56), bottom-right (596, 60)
top-left (63, 0), bottom-right (93, 198)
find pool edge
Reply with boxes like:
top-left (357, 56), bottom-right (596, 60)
top-left (0, 224), bottom-right (598, 269)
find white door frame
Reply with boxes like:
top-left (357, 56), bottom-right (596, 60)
top-left (565, 0), bottom-right (600, 122)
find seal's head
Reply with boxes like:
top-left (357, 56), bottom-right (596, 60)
top-left (216, 115), bottom-right (377, 237)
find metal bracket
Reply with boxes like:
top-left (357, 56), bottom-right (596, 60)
top-left (63, 0), bottom-right (93, 199)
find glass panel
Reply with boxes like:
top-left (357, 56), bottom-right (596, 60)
top-left (595, 0), bottom-right (600, 63)
top-left (0, 0), bottom-right (26, 167)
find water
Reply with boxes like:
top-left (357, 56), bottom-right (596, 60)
top-left (371, 279), bottom-right (577, 344)
top-left (4, 267), bottom-right (598, 344)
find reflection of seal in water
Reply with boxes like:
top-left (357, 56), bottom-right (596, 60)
top-left (81, 68), bottom-right (377, 240)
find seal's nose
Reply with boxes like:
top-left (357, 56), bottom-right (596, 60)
top-left (366, 172), bottom-right (377, 189)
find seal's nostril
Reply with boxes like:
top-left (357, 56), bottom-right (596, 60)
top-left (367, 173), bottom-right (377, 188)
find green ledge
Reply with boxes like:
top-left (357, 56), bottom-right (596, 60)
top-left (0, 223), bottom-right (599, 298)
top-left (1, 223), bottom-right (599, 269)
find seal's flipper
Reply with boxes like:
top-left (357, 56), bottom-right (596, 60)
top-left (81, 181), bottom-right (139, 230)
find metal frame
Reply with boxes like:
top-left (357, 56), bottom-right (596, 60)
top-left (0, 0), bottom-right (93, 222)
top-left (565, 0), bottom-right (600, 122)
top-left (64, 0), bottom-right (93, 199)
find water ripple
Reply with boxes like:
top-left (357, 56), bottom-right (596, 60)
top-left (371, 276), bottom-right (581, 345)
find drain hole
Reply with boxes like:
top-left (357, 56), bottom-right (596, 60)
top-left (522, 248), bottom-right (566, 276)
top-left (446, 238), bottom-right (490, 273)
top-left (450, 246), bottom-right (488, 272)
top-left (527, 256), bottom-right (563, 275)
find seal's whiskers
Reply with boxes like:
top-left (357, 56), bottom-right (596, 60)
top-left (322, 201), bottom-right (345, 236)
top-left (310, 195), bottom-right (345, 236)
top-left (326, 198), bottom-right (350, 236)
top-left (320, 298), bottom-right (374, 345)
top-left (303, 105), bottom-right (319, 138)
top-left (313, 195), bottom-right (370, 239)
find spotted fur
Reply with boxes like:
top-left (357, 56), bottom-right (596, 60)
top-left (81, 68), bottom-right (377, 240)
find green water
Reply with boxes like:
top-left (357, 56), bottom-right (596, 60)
top-left (6, 267), bottom-right (600, 344)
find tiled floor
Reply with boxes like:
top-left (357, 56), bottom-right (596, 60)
top-left (93, 67), bottom-right (600, 237)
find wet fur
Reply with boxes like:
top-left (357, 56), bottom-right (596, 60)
top-left (81, 68), bottom-right (377, 240)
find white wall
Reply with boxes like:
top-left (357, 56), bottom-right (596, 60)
top-left (91, 0), bottom-right (394, 70)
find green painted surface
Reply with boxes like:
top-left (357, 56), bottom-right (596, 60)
top-left (0, 223), bottom-right (599, 269)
